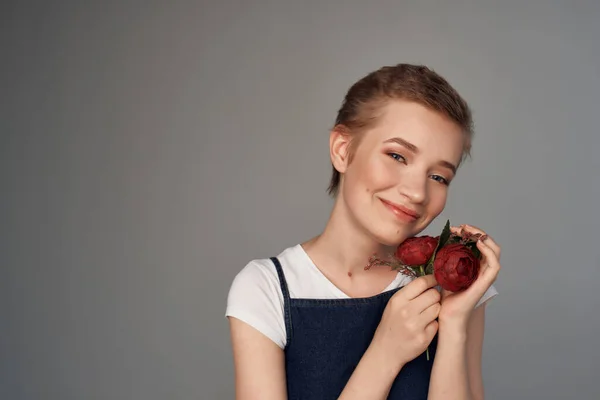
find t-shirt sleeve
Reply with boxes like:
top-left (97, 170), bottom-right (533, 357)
top-left (475, 283), bottom-right (498, 308)
top-left (225, 260), bottom-right (287, 349)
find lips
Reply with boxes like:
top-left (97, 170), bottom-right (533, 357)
top-left (380, 199), bottom-right (420, 222)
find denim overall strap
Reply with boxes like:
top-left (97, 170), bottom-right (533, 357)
top-left (270, 256), bottom-right (292, 345)
top-left (270, 256), bottom-right (436, 399)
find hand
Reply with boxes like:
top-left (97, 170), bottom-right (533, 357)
top-left (438, 224), bottom-right (501, 327)
top-left (372, 274), bottom-right (441, 369)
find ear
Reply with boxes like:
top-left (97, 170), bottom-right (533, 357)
top-left (329, 125), bottom-right (352, 174)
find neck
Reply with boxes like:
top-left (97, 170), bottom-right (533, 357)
top-left (303, 196), bottom-right (397, 275)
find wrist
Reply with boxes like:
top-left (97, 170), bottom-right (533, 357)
top-left (367, 340), bottom-right (405, 377)
top-left (439, 318), bottom-right (469, 338)
top-left (339, 342), bottom-right (404, 400)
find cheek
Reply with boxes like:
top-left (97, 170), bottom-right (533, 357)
top-left (343, 151), bottom-right (396, 206)
top-left (344, 156), bottom-right (390, 209)
top-left (359, 156), bottom-right (396, 192)
top-left (427, 186), bottom-right (448, 214)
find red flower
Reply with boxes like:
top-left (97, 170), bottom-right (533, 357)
top-left (395, 236), bottom-right (439, 266)
top-left (433, 243), bottom-right (480, 292)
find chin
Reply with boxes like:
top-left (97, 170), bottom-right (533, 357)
top-left (367, 224), bottom-right (412, 247)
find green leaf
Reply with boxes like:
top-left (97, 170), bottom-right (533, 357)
top-left (438, 219), bottom-right (452, 248)
top-left (464, 241), bottom-right (482, 260)
top-left (425, 262), bottom-right (434, 275)
top-left (446, 235), bottom-right (461, 245)
top-left (425, 219), bottom-right (452, 274)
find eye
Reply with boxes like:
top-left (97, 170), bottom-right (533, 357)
top-left (388, 152), bottom-right (406, 163)
top-left (431, 175), bottom-right (449, 185)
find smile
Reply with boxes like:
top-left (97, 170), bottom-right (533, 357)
top-left (379, 199), bottom-right (420, 222)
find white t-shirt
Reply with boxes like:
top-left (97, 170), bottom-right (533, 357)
top-left (225, 244), bottom-right (498, 350)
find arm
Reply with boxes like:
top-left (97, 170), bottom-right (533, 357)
top-left (337, 341), bottom-right (404, 400)
top-left (230, 313), bottom-right (404, 400)
top-left (466, 305), bottom-right (487, 400)
top-left (228, 271), bottom-right (441, 400)
top-left (226, 260), bottom-right (291, 399)
top-left (339, 275), bottom-right (441, 400)
top-left (428, 224), bottom-right (500, 399)
top-left (428, 304), bottom-right (486, 400)
top-left (229, 317), bottom-right (288, 400)
top-left (229, 313), bottom-right (403, 400)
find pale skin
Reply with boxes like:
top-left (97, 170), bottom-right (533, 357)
top-left (228, 100), bottom-right (501, 399)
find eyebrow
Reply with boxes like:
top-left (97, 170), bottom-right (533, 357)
top-left (384, 137), bottom-right (457, 174)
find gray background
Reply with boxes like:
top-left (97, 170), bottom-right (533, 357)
top-left (2, 1), bottom-right (599, 399)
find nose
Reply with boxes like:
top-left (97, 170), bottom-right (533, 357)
top-left (397, 171), bottom-right (427, 204)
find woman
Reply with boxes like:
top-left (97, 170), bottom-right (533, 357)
top-left (226, 64), bottom-right (500, 399)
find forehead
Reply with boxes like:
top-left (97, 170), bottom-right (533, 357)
top-left (364, 100), bottom-right (466, 163)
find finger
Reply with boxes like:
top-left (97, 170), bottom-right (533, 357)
top-left (461, 224), bottom-right (489, 242)
top-left (475, 239), bottom-right (501, 284)
top-left (462, 224), bottom-right (501, 259)
top-left (450, 225), bottom-right (462, 234)
top-left (454, 240), bottom-right (500, 304)
top-left (410, 288), bottom-right (441, 313)
top-left (462, 224), bottom-right (484, 234)
top-left (481, 235), bottom-right (501, 260)
top-left (403, 274), bottom-right (439, 300)
top-left (419, 301), bottom-right (441, 324)
top-left (424, 320), bottom-right (439, 339)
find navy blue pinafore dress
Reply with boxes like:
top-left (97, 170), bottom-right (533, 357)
top-left (270, 256), bottom-right (437, 400)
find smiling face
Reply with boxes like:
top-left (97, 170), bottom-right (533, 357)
top-left (331, 99), bottom-right (466, 246)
